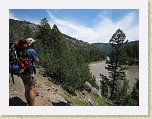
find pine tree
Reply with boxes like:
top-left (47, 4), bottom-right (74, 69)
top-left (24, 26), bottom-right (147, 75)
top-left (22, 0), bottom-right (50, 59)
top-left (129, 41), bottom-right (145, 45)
top-left (23, 25), bottom-right (33, 38)
top-left (35, 17), bottom-right (52, 61)
top-left (129, 78), bottom-right (139, 105)
top-left (112, 78), bottom-right (130, 105)
top-left (36, 17), bottom-right (52, 47)
top-left (100, 29), bottom-right (129, 100)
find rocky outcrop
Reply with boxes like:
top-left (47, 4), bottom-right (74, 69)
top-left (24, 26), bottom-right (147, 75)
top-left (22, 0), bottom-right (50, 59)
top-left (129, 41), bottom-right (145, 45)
top-left (83, 81), bottom-right (102, 99)
top-left (91, 87), bottom-right (102, 99)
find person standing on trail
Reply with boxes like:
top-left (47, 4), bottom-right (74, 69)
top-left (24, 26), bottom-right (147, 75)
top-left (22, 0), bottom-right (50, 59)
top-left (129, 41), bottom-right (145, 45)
top-left (20, 38), bottom-right (39, 106)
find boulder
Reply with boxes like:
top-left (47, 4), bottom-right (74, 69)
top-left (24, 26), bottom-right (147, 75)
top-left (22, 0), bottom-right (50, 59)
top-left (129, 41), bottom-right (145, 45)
top-left (91, 87), bottom-right (102, 99)
top-left (83, 81), bottom-right (92, 91)
top-left (49, 93), bottom-right (68, 106)
top-left (87, 99), bottom-right (94, 106)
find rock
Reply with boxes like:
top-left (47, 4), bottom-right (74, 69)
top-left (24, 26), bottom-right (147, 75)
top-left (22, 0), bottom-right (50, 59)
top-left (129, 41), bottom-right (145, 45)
top-left (54, 88), bottom-right (58, 92)
top-left (35, 92), bottom-right (39, 96)
top-left (49, 93), bottom-right (67, 105)
top-left (91, 87), bottom-right (102, 99)
top-left (87, 99), bottom-right (94, 106)
top-left (48, 77), bottom-right (51, 81)
top-left (83, 81), bottom-right (92, 91)
top-left (80, 91), bottom-right (85, 95)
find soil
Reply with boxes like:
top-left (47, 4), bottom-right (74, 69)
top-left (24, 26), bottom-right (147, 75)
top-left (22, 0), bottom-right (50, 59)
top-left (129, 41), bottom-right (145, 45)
top-left (9, 68), bottom-right (95, 106)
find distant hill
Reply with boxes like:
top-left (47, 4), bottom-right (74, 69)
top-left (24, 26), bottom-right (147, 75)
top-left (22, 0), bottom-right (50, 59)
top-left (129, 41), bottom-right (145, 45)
top-left (62, 33), bottom-right (101, 51)
top-left (92, 43), bottom-right (112, 54)
top-left (92, 40), bottom-right (139, 55)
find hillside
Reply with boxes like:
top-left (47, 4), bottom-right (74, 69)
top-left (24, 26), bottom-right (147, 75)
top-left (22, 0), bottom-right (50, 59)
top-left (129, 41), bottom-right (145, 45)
top-left (92, 43), bottom-right (112, 54)
top-left (92, 40), bottom-right (139, 55)
top-left (63, 33), bottom-right (100, 51)
top-left (9, 18), bottom-right (110, 106)
top-left (9, 67), bottom-right (110, 106)
top-left (9, 19), bottom-right (39, 41)
top-left (9, 18), bottom-right (106, 62)
top-left (9, 19), bottom-right (104, 54)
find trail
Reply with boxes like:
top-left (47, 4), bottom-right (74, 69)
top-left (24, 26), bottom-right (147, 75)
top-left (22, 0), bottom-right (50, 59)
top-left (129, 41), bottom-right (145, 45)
top-left (9, 74), bottom-right (55, 106)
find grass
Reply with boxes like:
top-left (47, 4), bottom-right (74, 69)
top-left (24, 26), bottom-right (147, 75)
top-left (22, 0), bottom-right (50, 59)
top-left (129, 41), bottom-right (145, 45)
top-left (35, 81), bottom-right (43, 88)
top-left (71, 98), bottom-right (87, 106)
top-left (59, 92), bottom-right (111, 106)
top-left (90, 92), bottom-right (110, 106)
top-left (59, 93), bottom-right (87, 106)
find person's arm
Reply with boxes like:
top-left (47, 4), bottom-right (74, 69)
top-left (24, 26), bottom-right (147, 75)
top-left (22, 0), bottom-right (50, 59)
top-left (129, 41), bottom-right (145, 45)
top-left (28, 49), bottom-right (39, 65)
top-left (34, 58), bottom-right (39, 65)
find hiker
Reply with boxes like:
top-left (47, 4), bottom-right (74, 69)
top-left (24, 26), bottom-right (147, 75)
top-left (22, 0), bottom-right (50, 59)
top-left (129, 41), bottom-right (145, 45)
top-left (19, 38), bottom-right (39, 106)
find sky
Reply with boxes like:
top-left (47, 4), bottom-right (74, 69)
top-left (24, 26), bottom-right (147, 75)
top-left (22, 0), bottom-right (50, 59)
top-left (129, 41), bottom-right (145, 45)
top-left (9, 9), bottom-right (139, 43)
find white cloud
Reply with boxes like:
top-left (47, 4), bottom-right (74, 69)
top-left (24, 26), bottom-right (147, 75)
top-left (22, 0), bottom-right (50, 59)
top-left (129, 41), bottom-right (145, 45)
top-left (114, 12), bottom-right (139, 41)
top-left (9, 11), bottom-right (20, 20)
top-left (9, 11), bottom-right (40, 25)
top-left (47, 10), bottom-right (138, 43)
top-left (93, 11), bottom-right (139, 43)
top-left (115, 12), bottom-right (135, 28)
top-left (47, 10), bottom-right (96, 41)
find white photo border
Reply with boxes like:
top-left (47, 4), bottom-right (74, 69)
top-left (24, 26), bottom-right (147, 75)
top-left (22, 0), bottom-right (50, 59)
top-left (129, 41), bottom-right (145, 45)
top-left (0, 0), bottom-right (148, 115)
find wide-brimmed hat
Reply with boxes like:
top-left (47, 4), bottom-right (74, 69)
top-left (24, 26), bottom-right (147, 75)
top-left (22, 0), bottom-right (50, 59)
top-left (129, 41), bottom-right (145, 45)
top-left (26, 38), bottom-right (36, 46)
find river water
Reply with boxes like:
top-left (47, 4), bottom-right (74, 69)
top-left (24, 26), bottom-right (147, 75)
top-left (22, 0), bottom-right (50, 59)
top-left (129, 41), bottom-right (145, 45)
top-left (89, 59), bottom-right (139, 89)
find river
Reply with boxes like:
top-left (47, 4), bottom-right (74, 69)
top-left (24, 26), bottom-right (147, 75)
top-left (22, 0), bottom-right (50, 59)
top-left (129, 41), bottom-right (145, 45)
top-left (89, 59), bottom-right (139, 89)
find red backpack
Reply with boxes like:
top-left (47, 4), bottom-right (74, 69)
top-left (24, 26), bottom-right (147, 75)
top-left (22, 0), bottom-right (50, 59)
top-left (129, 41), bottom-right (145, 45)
top-left (9, 38), bottom-right (31, 83)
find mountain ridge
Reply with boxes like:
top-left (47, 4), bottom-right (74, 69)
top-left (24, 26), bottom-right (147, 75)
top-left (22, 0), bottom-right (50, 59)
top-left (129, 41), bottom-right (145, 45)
top-left (9, 18), bottom-right (138, 55)
top-left (92, 40), bottom-right (139, 54)
top-left (9, 18), bottom-right (105, 54)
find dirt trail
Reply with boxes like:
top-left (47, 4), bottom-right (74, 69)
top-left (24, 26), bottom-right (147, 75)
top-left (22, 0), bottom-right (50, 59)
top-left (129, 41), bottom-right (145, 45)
top-left (9, 72), bottom-right (69, 106)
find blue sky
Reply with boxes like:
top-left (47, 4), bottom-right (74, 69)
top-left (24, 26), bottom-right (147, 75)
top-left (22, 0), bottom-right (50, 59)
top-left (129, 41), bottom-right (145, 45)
top-left (9, 9), bottom-right (139, 43)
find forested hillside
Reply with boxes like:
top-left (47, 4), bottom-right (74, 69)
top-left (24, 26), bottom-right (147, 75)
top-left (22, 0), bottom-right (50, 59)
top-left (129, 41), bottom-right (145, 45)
top-left (9, 18), bottom-right (106, 94)
top-left (92, 43), bottom-right (112, 54)
top-left (93, 40), bottom-right (139, 66)
top-left (9, 19), bottom-right (106, 62)
top-left (9, 19), bottom-right (39, 42)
